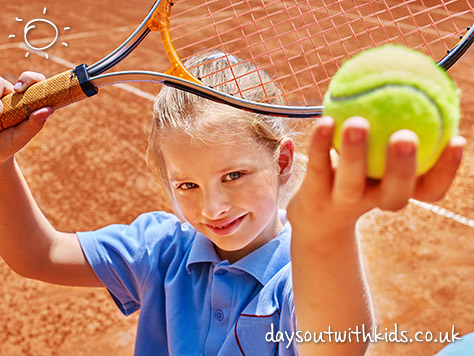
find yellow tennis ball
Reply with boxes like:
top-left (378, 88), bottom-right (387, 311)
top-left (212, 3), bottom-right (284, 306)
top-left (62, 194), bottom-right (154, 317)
top-left (323, 45), bottom-right (460, 179)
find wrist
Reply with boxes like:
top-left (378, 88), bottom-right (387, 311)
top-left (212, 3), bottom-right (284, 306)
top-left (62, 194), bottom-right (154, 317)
top-left (290, 217), bottom-right (357, 243)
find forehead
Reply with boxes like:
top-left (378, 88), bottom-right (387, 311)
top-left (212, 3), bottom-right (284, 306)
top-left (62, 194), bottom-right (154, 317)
top-left (159, 128), bottom-right (274, 178)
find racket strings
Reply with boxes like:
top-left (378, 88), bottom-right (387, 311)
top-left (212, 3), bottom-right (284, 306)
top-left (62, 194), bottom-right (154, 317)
top-left (228, 0), bottom-right (276, 101)
top-left (168, 0), bottom-right (474, 106)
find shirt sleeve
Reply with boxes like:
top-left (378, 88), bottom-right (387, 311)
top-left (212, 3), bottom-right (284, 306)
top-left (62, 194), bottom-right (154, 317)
top-left (76, 211), bottom-right (190, 316)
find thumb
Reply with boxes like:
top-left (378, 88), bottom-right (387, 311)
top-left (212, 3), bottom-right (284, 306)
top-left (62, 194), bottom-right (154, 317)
top-left (0, 107), bottom-right (54, 161)
top-left (15, 107), bottom-right (54, 143)
top-left (28, 107), bottom-right (54, 126)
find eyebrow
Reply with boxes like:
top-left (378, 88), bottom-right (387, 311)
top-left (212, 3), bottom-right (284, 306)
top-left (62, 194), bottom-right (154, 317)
top-left (168, 173), bottom-right (192, 183)
top-left (168, 159), bottom-right (256, 183)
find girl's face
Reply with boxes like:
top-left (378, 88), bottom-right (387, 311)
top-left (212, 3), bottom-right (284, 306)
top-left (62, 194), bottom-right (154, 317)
top-left (160, 128), bottom-right (293, 263)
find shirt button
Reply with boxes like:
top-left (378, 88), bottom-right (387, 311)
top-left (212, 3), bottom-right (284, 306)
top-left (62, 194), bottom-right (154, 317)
top-left (215, 309), bottom-right (225, 321)
top-left (215, 269), bottom-right (227, 275)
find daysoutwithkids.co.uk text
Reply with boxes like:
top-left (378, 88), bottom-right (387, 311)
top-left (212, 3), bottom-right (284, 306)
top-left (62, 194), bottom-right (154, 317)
top-left (265, 323), bottom-right (461, 349)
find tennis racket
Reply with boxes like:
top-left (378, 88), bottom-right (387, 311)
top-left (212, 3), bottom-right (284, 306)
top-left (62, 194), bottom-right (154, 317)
top-left (1, 0), bottom-right (474, 130)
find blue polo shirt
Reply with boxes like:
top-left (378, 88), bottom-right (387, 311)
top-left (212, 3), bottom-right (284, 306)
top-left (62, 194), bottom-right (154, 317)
top-left (77, 211), bottom-right (298, 355)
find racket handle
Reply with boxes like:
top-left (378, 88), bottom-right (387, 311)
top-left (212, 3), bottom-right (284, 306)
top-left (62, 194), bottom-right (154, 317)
top-left (0, 67), bottom-right (96, 131)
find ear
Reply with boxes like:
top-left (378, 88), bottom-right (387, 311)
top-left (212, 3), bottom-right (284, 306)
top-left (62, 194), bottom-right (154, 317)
top-left (277, 137), bottom-right (295, 185)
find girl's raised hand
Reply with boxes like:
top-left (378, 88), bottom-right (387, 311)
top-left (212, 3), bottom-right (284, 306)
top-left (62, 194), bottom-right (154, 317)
top-left (0, 72), bottom-right (54, 163)
top-left (289, 116), bottom-right (466, 232)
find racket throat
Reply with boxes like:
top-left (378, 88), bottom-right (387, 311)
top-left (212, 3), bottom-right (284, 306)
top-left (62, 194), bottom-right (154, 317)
top-left (74, 64), bottom-right (98, 97)
top-left (147, 0), bottom-right (202, 85)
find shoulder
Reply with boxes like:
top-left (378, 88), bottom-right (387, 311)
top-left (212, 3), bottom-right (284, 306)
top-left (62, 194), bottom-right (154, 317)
top-left (76, 211), bottom-right (200, 315)
top-left (129, 210), bottom-right (198, 257)
top-left (80, 211), bottom-right (195, 246)
top-left (127, 211), bottom-right (196, 246)
top-left (77, 211), bottom-right (198, 277)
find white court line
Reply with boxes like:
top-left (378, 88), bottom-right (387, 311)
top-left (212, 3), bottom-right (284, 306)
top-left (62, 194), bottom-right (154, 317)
top-left (18, 43), bottom-right (77, 68)
top-left (113, 83), bottom-right (156, 102)
top-left (409, 199), bottom-right (474, 229)
top-left (0, 42), bottom-right (26, 51)
top-left (17, 43), bottom-right (156, 102)
top-left (0, 25), bottom-right (135, 51)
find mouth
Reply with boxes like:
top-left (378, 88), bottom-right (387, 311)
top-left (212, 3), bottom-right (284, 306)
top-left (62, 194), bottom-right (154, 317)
top-left (206, 214), bottom-right (246, 236)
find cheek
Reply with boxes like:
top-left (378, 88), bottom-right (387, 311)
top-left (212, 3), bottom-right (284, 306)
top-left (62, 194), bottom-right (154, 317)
top-left (244, 169), bottom-right (280, 205)
top-left (171, 192), bottom-right (200, 219)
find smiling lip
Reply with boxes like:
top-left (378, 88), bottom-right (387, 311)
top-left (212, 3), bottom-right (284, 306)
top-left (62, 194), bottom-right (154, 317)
top-left (206, 214), bottom-right (246, 236)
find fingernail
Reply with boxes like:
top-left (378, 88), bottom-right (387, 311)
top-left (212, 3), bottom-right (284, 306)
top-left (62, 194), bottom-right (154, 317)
top-left (14, 81), bottom-right (23, 91)
top-left (318, 125), bottom-right (332, 139)
top-left (396, 141), bottom-right (416, 157)
top-left (451, 136), bottom-right (466, 163)
top-left (316, 117), bottom-right (333, 139)
top-left (452, 146), bottom-right (464, 163)
top-left (347, 128), bottom-right (366, 144)
top-left (33, 108), bottom-right (52, 124)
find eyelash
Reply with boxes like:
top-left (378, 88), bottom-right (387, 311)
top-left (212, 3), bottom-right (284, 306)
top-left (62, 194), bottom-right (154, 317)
top-left (224, 171), bottom-right (243, 181)
top-left (176, 172), bottom-right (244, 190)
top-left (176, 182), bottom-right (198, 191)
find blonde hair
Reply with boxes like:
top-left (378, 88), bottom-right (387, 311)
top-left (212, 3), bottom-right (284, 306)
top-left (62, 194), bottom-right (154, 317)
top-left (147, 51), bottom-right (303, 207)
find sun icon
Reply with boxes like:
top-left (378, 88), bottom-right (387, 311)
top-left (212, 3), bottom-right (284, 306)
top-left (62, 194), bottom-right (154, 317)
top-left (9, 7), bottom-right (70, 59)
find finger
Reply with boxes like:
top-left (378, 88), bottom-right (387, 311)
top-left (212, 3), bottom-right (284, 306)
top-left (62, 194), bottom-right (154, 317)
top-left (414, 136), bottom-right (466, 202)
top-left (302, 116), bottom-right (335, 198)
top-left (0, 107), bottom-right (53, 161)
top-left (0, 78), bottom-right (15, 116)
top-left (333, 117), bottom-right (369, 205)
top-left (14, 71), bottom-right (47, 93)
top-left (29, 107), bottom-right (54, 123)
top-left (372, 130), bottom-right (418, 211)
top-left (0, 77), bottom-right (15, 98)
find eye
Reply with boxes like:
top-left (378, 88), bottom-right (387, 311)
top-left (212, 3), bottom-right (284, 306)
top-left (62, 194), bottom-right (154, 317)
top-left (224, 171), bottom-right (243, 182)
top-left (176, 182), bottom-right (198, 190)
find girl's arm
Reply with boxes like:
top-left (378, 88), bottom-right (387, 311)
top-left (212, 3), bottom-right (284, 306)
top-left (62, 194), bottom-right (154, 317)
top-left (287, 116), bottom-right (465, 356)
top-left (0, 73), bottom-right (102, 287)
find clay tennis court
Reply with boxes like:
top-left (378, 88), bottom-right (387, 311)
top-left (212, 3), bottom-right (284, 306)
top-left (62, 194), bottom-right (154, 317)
top-left (0, 1), bottom-right (473, 355)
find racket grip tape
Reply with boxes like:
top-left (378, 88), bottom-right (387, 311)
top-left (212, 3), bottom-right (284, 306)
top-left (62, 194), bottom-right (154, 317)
top-left (0, 64), bottom-right (98, 131)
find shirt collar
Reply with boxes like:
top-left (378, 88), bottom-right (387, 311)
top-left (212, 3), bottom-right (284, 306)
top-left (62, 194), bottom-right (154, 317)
top-left (186, 216), bottom-right (292, 286)
top-left (232, 221), bottom-right (291, 285)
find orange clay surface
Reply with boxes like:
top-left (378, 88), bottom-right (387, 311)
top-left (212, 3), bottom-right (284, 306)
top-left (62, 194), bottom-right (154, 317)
top-left (0, 1), bottom-right (473, 355)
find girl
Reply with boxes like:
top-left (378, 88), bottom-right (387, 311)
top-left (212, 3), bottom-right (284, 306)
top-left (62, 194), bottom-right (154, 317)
top-left (0, 52), bottom-right (465, 356)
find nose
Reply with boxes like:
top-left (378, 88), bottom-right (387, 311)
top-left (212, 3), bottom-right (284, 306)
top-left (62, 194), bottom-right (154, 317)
top-left (201, 186), bottom-right (231, 219)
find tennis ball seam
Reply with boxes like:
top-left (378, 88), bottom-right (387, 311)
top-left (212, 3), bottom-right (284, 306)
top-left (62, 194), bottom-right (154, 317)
top-left (330, 84), bottom-right (439, 111)
top-left (326, 83), bottom-right (446, 176)
top-left (328, 83), bottom-right (444, 148)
